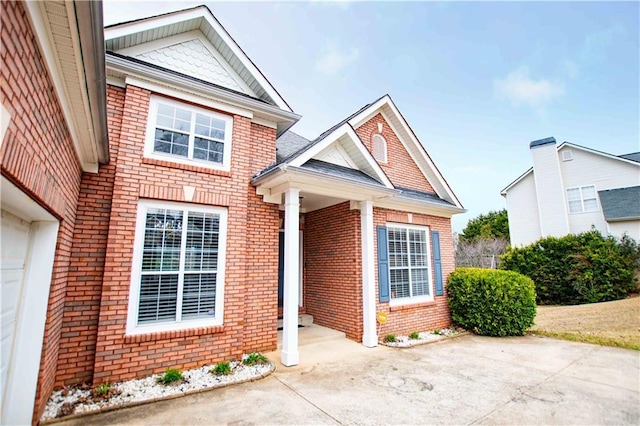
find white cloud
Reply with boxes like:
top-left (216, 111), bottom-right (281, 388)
top-left (315, 45), bottom-right (359, 76)
top-left (494, 67), bottom-right (565, 108)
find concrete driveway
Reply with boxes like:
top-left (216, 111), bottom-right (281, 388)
top-left (56, 334), bottom-right (639, 425)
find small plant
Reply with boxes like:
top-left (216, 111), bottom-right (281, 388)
top-left (93, 383), bottom-right (111, 396)
top-left (243, 352), bottom-right (268, 366)
top-left (409, 332), bottom-right (420, 340)
top-left (157, 368), bottom-right (183, 384)
top-left (433, 329), bottom-right (441, 335)
top-left (211, 361), bottom-right (232, 376)
top-left (384, 334), bottom-right (397, 343)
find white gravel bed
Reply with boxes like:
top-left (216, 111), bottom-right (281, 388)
top-left (41, 359), bottom-right (272, 422)
top-left (383, 328), bottom-right (460, 348)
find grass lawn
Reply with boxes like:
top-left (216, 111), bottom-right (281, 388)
top-left (531, 296), bottom-right (640, 350)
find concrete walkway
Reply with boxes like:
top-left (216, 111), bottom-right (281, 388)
top-left (56, 333), bottom-right (639, 425)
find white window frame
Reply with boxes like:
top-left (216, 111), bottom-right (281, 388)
top-left (126, 199), bottom-right (228, 335)
top-left (566, 185), bottom-right (598, 214)
top-left (386, 223), bottom-right (434, 307)
top-left (372, 133), bottom-right (388, 163)
top-left (144, 96), bottom-right (233, 172)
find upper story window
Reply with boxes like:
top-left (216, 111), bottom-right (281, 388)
top-left (145, 96), bottom-right (233, 171)
top-left (372, 133), bottom-right (388, 163)
top-left (566, 185), bottom-right (598, 213)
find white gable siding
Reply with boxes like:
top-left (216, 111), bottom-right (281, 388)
top-left (136, 38), bottom-right (245, 92)
top-left (558, 146), bottom-right (640, 236)
top-left (316, 144), bottom-right (356, 169)
top-left (505, 172), bottom-right (542, 246)
top-left (116, 31), bottom-right (256, 97)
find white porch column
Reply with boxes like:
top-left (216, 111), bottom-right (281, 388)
top-left (360, 200), bottom-right (378, 347)
top-left (281, 188), bottom-right (300, 366)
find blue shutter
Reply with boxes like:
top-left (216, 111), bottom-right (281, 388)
top-left (432, 231), bottom-right (443, 296)
top-left (377, 226), bottom-right (390, 302)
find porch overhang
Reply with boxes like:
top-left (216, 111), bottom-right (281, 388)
top-left (374, 196), bottom-right (466, 217)
top-left (253, 164), bottom-right (399, 205)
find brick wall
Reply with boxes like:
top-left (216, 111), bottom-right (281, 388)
top-left (374, 208), bottom-right (453, 336)
top-left (242, 123), bottom-right (280, 353)
top-left (87, 84), bottom-right (279, 383)
top-left (0, 1), bottom-right (83, 421)
top-left (355, 113), bottom-right (435, 192)
top-left (304, 202), bottom-right (363, 341)
top-left (55, 86), bottom-right (124, 385)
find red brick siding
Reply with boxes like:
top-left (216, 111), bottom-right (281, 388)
top-left (55, 86), bottom-right (124, 385)
top-left (242, 123), bottom-right (280, 353)
top-left (374, 208), bottom-right (453, 336)
top-left (304, 202), bottom-right (363, 341)
top-left (355, 113), bottom-right (434, 192)
top-left (1, 1), bottom-right (84, 421)
top-left (90, 84), bottom-right (279, 383)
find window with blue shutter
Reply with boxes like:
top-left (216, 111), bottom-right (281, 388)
top-left (377, 226), bottom-right (390, 302)
top-left (432, 230), bottom-right (443, 296)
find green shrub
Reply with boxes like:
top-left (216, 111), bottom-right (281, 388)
top-left (242, 353), bottom-right (268, 366)
top-left (409, 332), bottom-right (420, 340)
top-left (157, 368), bottom-right (183, 384)
top-left (211, 361), bottom-right (232, 376)
top-left (384, 334), bottom-right (396, 343)
top-left (447, 267), bottom-right (536, 336)
top-left (500, 231), bottom-right (638, 305)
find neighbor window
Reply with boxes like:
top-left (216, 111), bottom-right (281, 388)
top-left (387, 225), bottom-right (432, 301)
top-left (566, 185), bottom-right (598, 213)
top-left (127, 200), bottom-right (227, 334)
top-left (145, 97), bottom-right (233, 170)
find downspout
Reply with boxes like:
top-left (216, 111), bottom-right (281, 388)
top-left (75, 0), bottom-right (110, 164)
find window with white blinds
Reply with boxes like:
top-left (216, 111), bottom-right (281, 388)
top-left (127, 201), bottom-right (227, 334)
top-left (566, 185), bottom-right (598, 213)
top-left (387, 225), bottom-right (431, 301)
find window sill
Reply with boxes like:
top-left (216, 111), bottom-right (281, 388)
top-left (124, 325), bottom-right (225, 344)
top-left (142, 157), bottom-right (232, 177)
top-left (388, 299), bottom-right (436, 312)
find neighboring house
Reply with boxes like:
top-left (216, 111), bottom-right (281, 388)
top-left (0, 3), bottom-right (464, 423)
top-left (501, 137), bottom-right (640, 247)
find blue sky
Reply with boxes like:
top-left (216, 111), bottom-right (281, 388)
top-left (103, 1), bottom-right (640, 232)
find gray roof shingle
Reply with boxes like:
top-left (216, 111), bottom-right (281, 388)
top-left (598, 186), bottom-right (640, 221)
top-left (300, 159), bottom-right (382, 186)
top-left (619, 152), bottom-right (640, 163)
top-left (396, 186), bottom-right (456, 207)
top-left (276, 131), bottom-right (312, 163)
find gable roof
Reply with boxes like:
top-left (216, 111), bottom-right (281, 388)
top-left (104, 5), bottom-right (292, 112)
top-left (598, 186), bottom-right (640, 222)
top-left (265, 95), bottom-right (463, 209)
top-left (501, 141), bottom-right (640, 195)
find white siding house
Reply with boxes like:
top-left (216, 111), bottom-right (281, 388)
top-left (501, 137), bottom-right (640, 246)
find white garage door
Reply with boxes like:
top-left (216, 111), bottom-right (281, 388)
top-left (1, 209), bottom-right (32, 405)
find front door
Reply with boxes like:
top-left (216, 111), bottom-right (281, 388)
top-left (277, 230), bottom-right (303, 311)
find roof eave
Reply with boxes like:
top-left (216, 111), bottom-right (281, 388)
top-left (76, 0), bottom-right (109, 164)
top-left (605, 216), bottom-right (640, 222)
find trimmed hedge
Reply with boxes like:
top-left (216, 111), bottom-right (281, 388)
top-left (447, 268), bottom-right (536, 336)
top-left (500, 231), bottom-right (638, 305)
